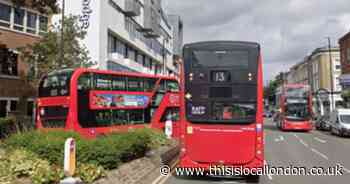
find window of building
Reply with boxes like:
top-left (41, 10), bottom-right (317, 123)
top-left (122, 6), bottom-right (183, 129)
top-left (0, 100), bottom-right (7, 117)
top-left (0, 3), bottom-right (11, 27)
top-left (10, 100), bottom-right (17, 112)
top-left (335, 65), bottom-right (341, 70)
top-left (27, 11), bottom-right (37, 34)
top-left (14, 8), bottom-right (25, 31)
top-left (39, 15), bottom-right (48, 33)
top-left (0, 48), bottom-right (18, 76)
top-left (26, 100), bottom-right (34, 117)
top-left (0, 98), bottom-right (19, 117)
top-left (347, 48), bottom-right (350, 63)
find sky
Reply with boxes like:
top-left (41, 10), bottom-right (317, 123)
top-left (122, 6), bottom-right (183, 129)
top-left (163, 0), bottom-right (350, 83)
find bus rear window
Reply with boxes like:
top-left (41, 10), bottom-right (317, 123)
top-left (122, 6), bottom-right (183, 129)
top-left (213, 103), bottom-right (256, 121)
top-left (192, 50), bottom-right (249, 68)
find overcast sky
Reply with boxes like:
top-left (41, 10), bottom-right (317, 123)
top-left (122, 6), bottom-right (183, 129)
top-left (163, 0), bottom-right (350, 83)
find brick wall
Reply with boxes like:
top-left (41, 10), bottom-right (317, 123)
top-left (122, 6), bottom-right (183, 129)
top-left (339, 32), bottom-right (350, 74)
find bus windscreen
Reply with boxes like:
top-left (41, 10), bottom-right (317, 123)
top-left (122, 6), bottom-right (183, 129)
top-left (192, 50), bottom-right (249, 68)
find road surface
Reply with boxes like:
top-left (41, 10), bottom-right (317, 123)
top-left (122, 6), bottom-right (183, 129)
top-left (164, 118), bottom-right (350, 184)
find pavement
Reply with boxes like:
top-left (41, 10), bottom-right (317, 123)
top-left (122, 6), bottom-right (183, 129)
top-left (163, 118), bottom-right (350, 184)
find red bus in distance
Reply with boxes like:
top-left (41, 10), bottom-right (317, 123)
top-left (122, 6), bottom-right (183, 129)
top-left (179, 41), bottom-right (264, 182)
top-left (274, 84), bottom-right (313, 131)
top-left (36, 68), bottom-right (181, 138)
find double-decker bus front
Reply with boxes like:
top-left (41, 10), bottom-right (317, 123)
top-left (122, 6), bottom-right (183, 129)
top-left (37, 69), bottom-right (73, 130)
top-left (280, 85), bottom-right (313, 131)
top-left (180, 41), bottom-right (264, 180)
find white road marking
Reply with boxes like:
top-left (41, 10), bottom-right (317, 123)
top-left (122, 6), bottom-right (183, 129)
top-left (280, 135), bottom-right (284, 141)
top-left (314, 137), bottom-right (327, 143)
top-left (293, 133), bottom-right (299, 139)
top-left (299, 139), bottom-right (309, 147)
top-left (338, 164), bottom-right (350, 174)
top-left (311, 148), bottom-right (329, 160)
top-left (274, 135), bottom-right (285, 142)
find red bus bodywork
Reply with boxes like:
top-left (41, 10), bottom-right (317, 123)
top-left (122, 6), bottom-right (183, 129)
top-left (276, 84), bottom-right (313, 132)
top-left (36, 68), bottom-right (181, 138)
top-left (178, 42), bottom-right (264, 172)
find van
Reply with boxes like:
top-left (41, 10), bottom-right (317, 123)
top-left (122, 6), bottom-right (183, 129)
top-left (330, 109), bottom-right (350, 137)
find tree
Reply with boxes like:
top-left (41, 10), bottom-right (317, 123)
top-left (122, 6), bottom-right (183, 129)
top-left (11, 0), bottom-right (59, 14)
top-left (20, 15), bottom-right (95, 85)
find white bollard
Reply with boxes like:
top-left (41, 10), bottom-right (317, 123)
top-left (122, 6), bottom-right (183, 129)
top-left (165, 119), bottom-right (173, 139)
top-left (60, 138), bottom-right (81, 184)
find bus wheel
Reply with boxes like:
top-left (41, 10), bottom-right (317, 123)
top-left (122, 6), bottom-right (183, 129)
top-left (246, 175), bottom-right (260, 183)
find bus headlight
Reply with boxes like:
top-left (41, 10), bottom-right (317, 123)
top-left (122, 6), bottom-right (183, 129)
top-left (40, 108), bottom-right (45, 116)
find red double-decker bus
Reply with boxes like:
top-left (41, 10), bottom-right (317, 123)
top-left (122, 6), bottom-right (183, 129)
top-left (36, 68), bottom-right (181, 138)
top-left (275, 84), bottom-right (313, 131)
top-left (179, 41), bottom-right (264, 182)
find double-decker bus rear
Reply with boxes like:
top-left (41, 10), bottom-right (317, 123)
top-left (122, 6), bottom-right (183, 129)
top-left (179, 41), bottom-right (264, 181)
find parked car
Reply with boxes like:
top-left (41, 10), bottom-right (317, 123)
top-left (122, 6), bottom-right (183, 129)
top-left (330, 109), bottom-right (350, 137)
top-left (264, 111), bottom-right (273, 118)
top-left (315, 115), bottom-right (331, 131)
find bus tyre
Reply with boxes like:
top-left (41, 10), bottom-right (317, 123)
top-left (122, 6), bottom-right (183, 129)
top-left (246, 175), bottom-right (260, 183)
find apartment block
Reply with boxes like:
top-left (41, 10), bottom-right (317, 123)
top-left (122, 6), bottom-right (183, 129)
top-left (0, 0), bottom-right (49, 118)
top-left (61, 0), bottom-right (182, 76)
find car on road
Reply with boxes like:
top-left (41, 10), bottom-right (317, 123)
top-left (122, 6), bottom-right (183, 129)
top-left (264, 111), bottom-right (273, 118)
top-left (330, 109), bottom-right (350, 137)
top-left (315, 115), bottom-right (331, 131)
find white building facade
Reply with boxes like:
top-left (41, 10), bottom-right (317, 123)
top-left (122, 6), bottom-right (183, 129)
top-left (60, 0), bottom-right (178, 76)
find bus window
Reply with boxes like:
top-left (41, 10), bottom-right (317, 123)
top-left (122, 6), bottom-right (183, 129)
top-left (112, 76), bottom-right (126, 91)
top-left (78, 73), bottom-right (92, 90)
top-left (213, 103), bottom-right (256, 121)
top-left (144, 78), bottom-right (157, 92)
top-left (159, 80), bottom-right (166, 92)
top-left (161, 107), bottom-right (180, 122)
top-left (95, 110), bottom-right (112, 127)
top-left (39, 106), bottom-right (68, 128)
top-left (166, 80), bottom-right (179, 92)
top-left (95, 74), bottom-right (112, 90)
top-left (39, 70), bottom-right (73, 97)
top-left (128, 77), bottom-right (143, 91)
top-left (112, 110), bottom-right (128, 125)
top-left (129, 110), bottom-right (145, 124)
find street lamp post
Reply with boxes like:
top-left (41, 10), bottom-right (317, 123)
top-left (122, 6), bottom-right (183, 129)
top-left (327, 37), bottom-right (335, 111)
top-left (60, 0), bottom-right (65, 66)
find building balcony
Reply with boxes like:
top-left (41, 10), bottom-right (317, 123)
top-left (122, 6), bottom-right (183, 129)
top-left (108, 53), bottom-right (154, 75)
top-left (124, 0), bottom-right (141, 17)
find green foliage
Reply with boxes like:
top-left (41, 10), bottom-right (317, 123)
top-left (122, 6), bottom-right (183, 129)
top-left (0, 117), bottom-right (34, 138)
top-left (4, 131), bottom-right (81, 165)
top-left (76, 163), bottom-right (105, 184)
top-left (0, 149), bottom-right (63, 184)
top-left (4, 128), bottom-right (168, 171)
top-left (20, 15), bottom-right (95, 85)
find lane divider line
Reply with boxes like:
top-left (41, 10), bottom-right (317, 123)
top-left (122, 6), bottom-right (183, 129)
top-left (153, 159), bottom-right (179, 184)
top-left (299, 139), bottom-right (309, 148)
top-left (311, 148), bottom-right (329, 160)
top-left (314, 137), bottom-right (327, 144)
top-left (338, 164), bottom-right (350, 174)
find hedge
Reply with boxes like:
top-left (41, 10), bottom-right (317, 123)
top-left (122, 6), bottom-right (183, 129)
top-left (0, 117), bottom-right (34, 139)
top-left (3, 128), bottom-right (167, 170)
